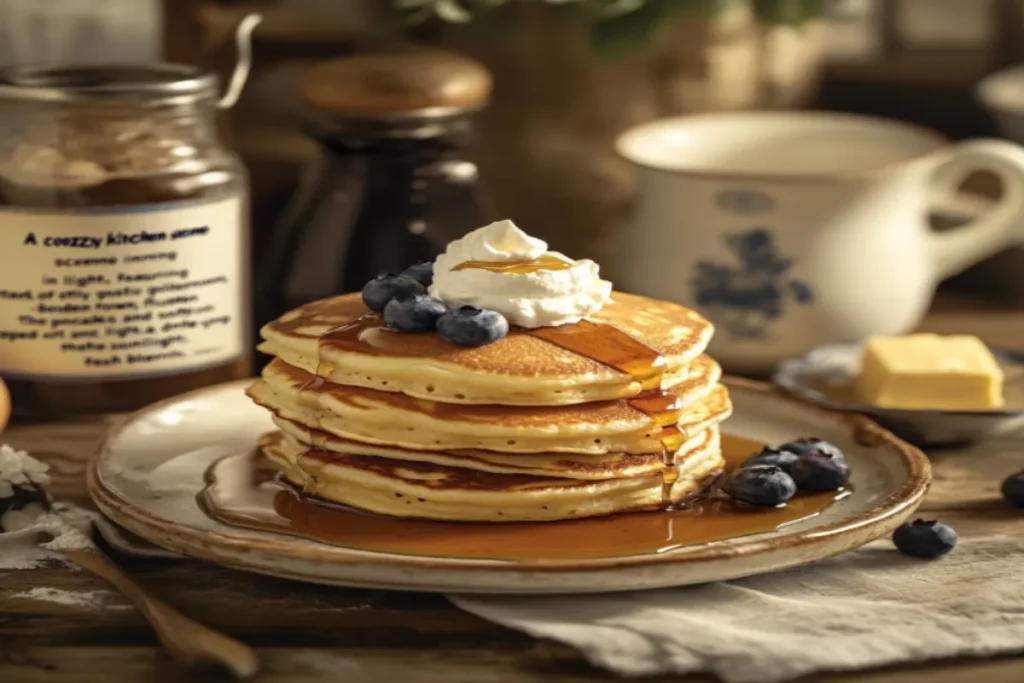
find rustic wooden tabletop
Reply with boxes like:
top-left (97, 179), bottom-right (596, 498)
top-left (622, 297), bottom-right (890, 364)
top-left (2, 298), bottom-right (1023, 683)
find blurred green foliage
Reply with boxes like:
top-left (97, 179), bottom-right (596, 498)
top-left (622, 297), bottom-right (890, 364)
top-left (391, 0), bottom-right (863, 58)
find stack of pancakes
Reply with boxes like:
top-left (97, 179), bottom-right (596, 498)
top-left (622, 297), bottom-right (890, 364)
top-left (248, 291), bottom-right (732, 522)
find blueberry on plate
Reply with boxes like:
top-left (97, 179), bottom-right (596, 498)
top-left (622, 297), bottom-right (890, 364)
top-left (781, 437), bottom-right (846, 462)
top-left (437, 306), bottom-right (509, 347)
top-left (1001, 470), bottom-right (1024, 508)
top-left (724, 464), bottom-right (797, 507)
top-left (383, 295), bottom-right (447, 333)
top-left (892, 519), bottom-right (957, 559)
top-left (361, 274), bottom-right (426, 313)
top-left (740, 446), bottom-right (799, 473)
top-left (789, 442), bottom-right (850, 492)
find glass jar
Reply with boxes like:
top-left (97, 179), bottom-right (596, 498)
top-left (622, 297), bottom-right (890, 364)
top-left (0, 64), bottom-right (251, 416)
top-left (255, 48), bottom-right (493, 331)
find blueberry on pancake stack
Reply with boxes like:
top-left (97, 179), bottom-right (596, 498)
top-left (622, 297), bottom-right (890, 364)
top-left (248, 220), bottom-right (731, 522)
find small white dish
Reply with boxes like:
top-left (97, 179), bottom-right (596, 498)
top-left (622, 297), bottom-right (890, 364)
top-left (774, 342), bottom-right (1024, 447)
top-left (88, 378), bottom-right (929, 594)
top-left (978, 65), bottom-right (1024, 143)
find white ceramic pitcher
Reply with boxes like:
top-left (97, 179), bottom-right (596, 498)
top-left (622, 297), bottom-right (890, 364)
top-left (614, 112), bottom-right (1024, 374)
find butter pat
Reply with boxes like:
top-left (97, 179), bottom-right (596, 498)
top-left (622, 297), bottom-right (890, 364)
top-left (856, 334), bottom-right (1004, 410)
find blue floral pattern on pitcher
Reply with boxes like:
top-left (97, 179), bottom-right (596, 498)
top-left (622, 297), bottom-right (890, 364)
top-left (691, 228), bottom-right (813, 339)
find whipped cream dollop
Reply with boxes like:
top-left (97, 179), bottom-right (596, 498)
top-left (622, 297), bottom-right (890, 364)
top-left (430, 219), bottom-right (612, 328)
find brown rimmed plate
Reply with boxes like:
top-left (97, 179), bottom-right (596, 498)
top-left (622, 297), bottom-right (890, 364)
top-left (87, 378), bottom-right (930, 594)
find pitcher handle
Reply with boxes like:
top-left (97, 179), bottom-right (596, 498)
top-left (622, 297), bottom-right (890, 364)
top-left (928, 138), bottom-right (1024, 280)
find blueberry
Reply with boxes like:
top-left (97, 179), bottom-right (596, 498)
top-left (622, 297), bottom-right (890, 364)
top-left (361, 274), bottom-right (425, 313)
top-left (436, 306), bottom-right (509, 347)
top-left (383, 295), bottom-right (447, 333)
top-left (741, 446), bottom-right (799, 473)
top-left (790, 447), bottom-right (850, 492)
top-left (781, 437), bottom-right (847, 462)
top-left (403, 261), bottom-right (435, 287)
top-left (1001, 470), bottom-right (1024, 507)
top-left (724, 464), bottom-right (797, 507)
top-left (892, 519), bottom-right (957, 559)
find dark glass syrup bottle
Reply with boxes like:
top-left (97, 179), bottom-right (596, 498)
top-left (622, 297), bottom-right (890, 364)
top-left (255, 48), bottom-right (492, 337)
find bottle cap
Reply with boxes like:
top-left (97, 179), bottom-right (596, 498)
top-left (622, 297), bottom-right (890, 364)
top-left (300, 47), bottom-right (491, 120)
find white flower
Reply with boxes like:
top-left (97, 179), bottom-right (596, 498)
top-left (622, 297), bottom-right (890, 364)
top-left (0, 444), bottom-right (51, 499)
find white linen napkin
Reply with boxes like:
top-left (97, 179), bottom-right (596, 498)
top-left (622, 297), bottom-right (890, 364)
top-left (450, 534), bottom-right (1024, 683)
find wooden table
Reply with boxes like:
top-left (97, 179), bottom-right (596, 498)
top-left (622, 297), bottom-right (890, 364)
top-left (3, 301), bottom-right (1024, 683)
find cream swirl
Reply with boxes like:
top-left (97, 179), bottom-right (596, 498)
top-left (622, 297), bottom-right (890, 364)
top-left (430, 220), bottom-right (612, 328)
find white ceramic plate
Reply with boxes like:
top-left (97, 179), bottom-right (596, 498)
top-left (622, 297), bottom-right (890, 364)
top-left (88, 378), bottom-right (929, 594)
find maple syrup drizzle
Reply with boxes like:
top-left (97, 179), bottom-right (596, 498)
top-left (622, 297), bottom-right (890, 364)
top-left (450, 254), bottom-right (573, 274)
top-left (316, 314), bottom-right (450, 358)
top-left (527, 320), bottom-right (686, 506)
top-left (319, 315), bottom-right (381, 353)
top-left (198, 434), bottom-right (846, 561)
top-left (298, 337), bottom-right (344, 455)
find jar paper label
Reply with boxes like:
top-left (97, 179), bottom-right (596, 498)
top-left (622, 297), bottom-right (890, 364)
top-left (0, 197), bottom-right (246, 379)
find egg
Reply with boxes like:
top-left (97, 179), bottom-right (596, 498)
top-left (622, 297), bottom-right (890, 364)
top-left (0, 378), bottom-right (10, 434)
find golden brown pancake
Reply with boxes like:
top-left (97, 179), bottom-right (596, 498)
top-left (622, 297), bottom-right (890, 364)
top-left (247, 354), bottom-right (726, 454)
top-left (269, 390), bottom-right (731, 481)
top-left (252, 285), bottom-right (731, 523)
top-left (259, 427), bottom-right (725, 522)
top-left (259, 291), bottom-right (713, 405)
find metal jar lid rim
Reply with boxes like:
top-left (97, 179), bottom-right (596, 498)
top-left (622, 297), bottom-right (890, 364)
top-left (0, 63), bottom-right (220, 104)
top-left (0, 13), bottom-right (262, 108)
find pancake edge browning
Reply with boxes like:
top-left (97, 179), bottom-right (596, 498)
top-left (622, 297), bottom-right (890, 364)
top-left (268, 414), bottom-right (731, 481)
top-left (259, 428), bottom-right (726, 523)
top-left (246, 356), bottom-right (727, 455)
top-left (259, 291), bottom-right (714, 406)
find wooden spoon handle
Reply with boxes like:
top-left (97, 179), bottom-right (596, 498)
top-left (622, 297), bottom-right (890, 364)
top-left (61, 548), bottom-right (259, 678)
top-left (0, 378), bottom-right (10, 434)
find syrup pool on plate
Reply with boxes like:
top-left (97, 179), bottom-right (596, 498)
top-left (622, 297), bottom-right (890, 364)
top-left (198, 434), bottom-right (846, 561)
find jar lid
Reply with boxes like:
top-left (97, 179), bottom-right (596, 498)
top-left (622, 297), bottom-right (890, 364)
top-left (0, 64), bottom-right (221, 105)
top-left (299, 48), bottom-right (492, 120)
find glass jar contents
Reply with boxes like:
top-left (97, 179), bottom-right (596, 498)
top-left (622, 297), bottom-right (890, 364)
top-left (0, 64), bottom-right (251, 416)
top-left (255, 49), bottom-right (493, 332)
